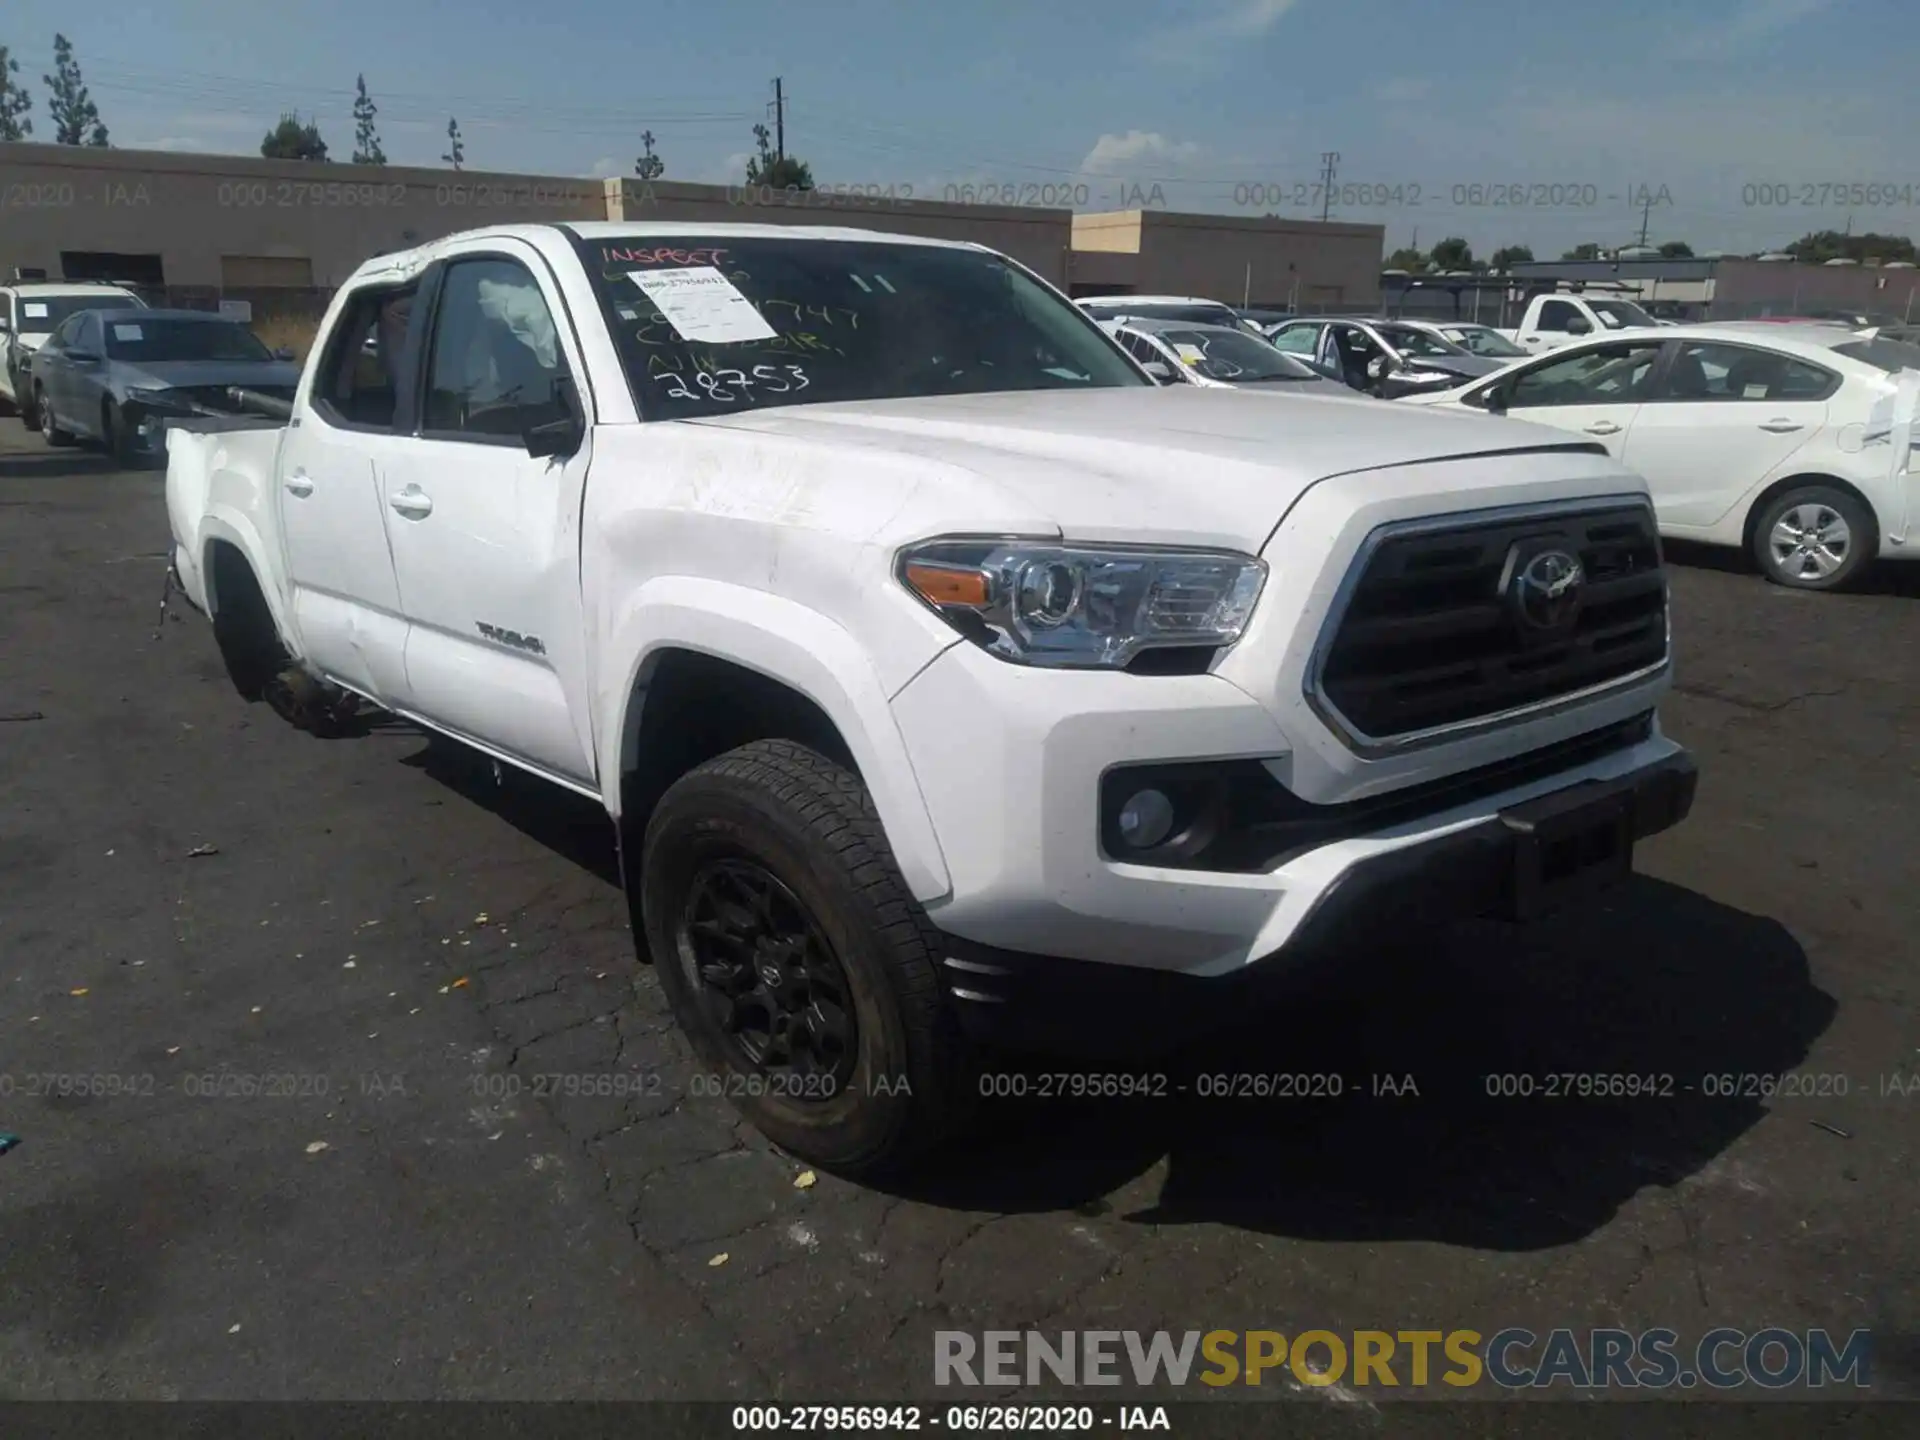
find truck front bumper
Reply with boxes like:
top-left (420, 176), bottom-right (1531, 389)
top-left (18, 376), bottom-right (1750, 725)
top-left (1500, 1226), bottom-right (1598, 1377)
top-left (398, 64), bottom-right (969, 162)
top-left (936, 749), bottom-right (1696, 1058)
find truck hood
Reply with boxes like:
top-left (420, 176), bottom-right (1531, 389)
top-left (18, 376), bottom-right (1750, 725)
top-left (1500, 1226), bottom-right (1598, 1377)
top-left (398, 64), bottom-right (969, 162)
top-left (681, 386), bottom-right (1607, 552)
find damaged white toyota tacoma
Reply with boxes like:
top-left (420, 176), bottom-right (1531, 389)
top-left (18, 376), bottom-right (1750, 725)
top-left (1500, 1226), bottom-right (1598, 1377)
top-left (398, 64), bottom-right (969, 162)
top-left (163, 222), bottom-right (1696, 1174)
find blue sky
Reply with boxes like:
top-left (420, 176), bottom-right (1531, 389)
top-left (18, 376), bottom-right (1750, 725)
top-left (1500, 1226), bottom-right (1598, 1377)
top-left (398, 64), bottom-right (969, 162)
top-left (5, 0), bottom-right (1916, 255)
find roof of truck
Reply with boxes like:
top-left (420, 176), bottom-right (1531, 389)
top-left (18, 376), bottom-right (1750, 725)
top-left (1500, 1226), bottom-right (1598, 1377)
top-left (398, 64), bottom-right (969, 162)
top-left (348, 221), bottom-right (990, 284)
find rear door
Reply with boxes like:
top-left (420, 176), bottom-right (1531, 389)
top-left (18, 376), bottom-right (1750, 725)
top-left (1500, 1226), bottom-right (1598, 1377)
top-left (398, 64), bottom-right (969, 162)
top-left (374, 243), bottom-right (597, 786)
top-left (1484, 337), bottom-right (1669, 461)
top-left (275, 281), bottom-right (418, 701)
top-left (1621, 340), bottom-right (1836, 528)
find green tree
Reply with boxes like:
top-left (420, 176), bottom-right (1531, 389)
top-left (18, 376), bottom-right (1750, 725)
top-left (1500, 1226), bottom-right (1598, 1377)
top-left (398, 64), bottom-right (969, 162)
top-left (261, 112), bottom-right (329, 161)
top-left (1489, 245), bottom-right (1534, 269)
top-left (351, 75), bottom-right (385, 164)
top-left (1785, 229), bottom-right (1917, 265)
top-left (43, 33), bottom-right (107, 146)
top-left (1562, 242), bottom-right (1604, 261)
top-left (1428, 236), bottom-right (1473, 271)
top-left (1658, 240), bottom-right (1695, 258)
top-left (634, 129), bottom-right (664, 180)
top-left (1383, 247), bottom-right (1429, 272)
top-left (442, 116), bottom-right (464, 170)
top-left (0, 45), bottom-right (32, 141)
top-left (743, 122), bottom-right (812, 189)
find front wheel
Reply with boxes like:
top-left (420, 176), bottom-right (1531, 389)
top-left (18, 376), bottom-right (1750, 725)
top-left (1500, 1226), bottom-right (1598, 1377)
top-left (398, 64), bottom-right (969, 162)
top-left (1751, 484), bottom-right (1874, 591)
top-left (640, 739), bottom-right (975, 1176)
top-left (102, 399), bottom-right (146, 468)
top-left (37, 388), bottom-right (74, 447)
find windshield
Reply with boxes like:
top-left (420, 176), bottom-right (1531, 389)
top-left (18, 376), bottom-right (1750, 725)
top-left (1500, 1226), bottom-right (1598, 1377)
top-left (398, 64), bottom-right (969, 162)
top-left (1156, 328), bottom-right (1321, 382)
top-left (1589, 299), bottom-right (1657, 330)
top-left (1380, 325), bottom-right (1467, 358)
top-left (1833, 337), bottom-right (1920, 373)
top-left (103, 318), bottom-right (273, 362)
top-left (582, 237), bottom-right (1145, 419)
top-left (12, 293), bottom-right (139, 336)
top-left (1442, 325), bottom-right (1527, 357)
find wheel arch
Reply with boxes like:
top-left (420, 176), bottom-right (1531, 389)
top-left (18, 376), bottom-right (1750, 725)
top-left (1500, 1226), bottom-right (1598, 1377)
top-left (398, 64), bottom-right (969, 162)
top-left (601, 579), bottom-right (952, 906)
top-left (1741, 472), bottom-right (1883, 556)
top-left (199, 515), bottom-right (298, 658)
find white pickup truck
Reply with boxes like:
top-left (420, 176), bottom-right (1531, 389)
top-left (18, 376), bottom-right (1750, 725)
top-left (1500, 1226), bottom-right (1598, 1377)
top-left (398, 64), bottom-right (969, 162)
top-left (163, 221), bottom-right (1696, 1175)
top-left (1499, 291), bottom-right (1664, 354)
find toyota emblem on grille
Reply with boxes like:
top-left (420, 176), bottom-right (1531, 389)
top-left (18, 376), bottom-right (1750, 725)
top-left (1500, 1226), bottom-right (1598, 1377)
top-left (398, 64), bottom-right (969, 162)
top-left (1508, 547), bottom-right (1585, 632)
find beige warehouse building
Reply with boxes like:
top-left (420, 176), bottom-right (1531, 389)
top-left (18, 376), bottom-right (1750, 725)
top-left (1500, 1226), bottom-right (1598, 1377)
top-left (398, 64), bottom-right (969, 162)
top-left (1, 141), bottom-right (1381, 318)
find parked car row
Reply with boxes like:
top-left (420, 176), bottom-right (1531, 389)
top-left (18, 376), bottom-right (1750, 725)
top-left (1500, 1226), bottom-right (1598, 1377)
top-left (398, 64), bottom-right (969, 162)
top-left (3, 279), bottom-right (301, 465)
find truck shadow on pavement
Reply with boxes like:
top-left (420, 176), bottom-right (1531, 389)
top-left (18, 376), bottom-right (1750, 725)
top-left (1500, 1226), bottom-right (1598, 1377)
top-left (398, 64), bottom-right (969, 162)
top-left (902, 879), bottom-right (1836, 1251)
top-left (1664, 540), bottom-right (1920, 598)
top-left (395, 741), bottom-right (1835, 1251)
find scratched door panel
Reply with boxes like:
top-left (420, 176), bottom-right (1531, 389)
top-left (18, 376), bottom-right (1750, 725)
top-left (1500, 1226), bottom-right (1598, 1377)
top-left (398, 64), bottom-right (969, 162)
top-left (378, 433), bottom-right (596, 784)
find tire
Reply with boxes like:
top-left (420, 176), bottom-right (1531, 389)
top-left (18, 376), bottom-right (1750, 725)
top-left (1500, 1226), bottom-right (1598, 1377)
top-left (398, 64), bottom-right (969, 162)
top-left (640, 739), bottom-right (975, 1177)
top-left (1751, 484), bottom-right (1875, 592)
top-left (102, 399), bottom-right (144, 468)
top-left (36, 387), bottom-right (74, 447)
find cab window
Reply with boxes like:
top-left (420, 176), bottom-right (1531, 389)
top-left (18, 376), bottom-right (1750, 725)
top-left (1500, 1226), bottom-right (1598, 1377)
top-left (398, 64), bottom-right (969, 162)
top-left (312, 283), bottom-right (419, 431)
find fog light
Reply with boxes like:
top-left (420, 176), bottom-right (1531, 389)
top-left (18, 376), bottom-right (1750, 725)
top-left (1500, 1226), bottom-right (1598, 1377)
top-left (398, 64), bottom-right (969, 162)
top-left (1116, 788), bottom-right (1175, 849)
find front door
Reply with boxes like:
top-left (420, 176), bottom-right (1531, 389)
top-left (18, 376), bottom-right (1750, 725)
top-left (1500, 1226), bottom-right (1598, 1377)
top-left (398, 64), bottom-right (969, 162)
top-left (276, 282), bottom-right (416, 701)
top-left (1620, 340), bottom-right (1834, 529)
top-left (376, 248), bottom-right (597, 786)
top-left (1494, 337), bottom-right (1669, 462)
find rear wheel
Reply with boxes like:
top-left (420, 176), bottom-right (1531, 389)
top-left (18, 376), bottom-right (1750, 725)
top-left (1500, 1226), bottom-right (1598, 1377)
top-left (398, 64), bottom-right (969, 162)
top-left (1751, 484), bottom-right (1874, 591)
top-left (36, 387), bottom-right (74, 447)
top-left (640, 739), bottom-right (975, 1177)
top-left (210, 551), bottom-right (358, 735)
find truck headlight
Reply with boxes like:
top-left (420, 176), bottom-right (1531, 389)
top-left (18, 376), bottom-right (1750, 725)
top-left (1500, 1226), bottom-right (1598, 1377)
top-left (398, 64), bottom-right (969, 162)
top-left (898, 539), bottom-right (1266, 668)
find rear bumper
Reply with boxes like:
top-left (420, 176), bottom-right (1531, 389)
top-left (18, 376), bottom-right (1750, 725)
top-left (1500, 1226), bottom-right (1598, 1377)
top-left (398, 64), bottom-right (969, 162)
top-left (936, 749), bottom-right (1697, 1058)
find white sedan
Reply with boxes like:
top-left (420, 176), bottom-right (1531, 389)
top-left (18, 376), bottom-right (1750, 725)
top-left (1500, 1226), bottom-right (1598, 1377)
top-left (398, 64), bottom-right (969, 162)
top-left (1400, 323), bottom-right (1920, 590)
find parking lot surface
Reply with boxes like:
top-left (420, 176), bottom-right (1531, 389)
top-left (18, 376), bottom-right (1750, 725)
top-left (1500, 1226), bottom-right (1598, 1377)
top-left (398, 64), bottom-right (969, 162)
top-left (1, 425), bottom-right (1915, 1405)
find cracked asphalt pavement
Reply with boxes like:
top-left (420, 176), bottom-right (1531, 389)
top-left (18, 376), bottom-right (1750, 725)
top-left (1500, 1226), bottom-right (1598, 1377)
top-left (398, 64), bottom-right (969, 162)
top-left (2, 429), bottom-right (1916, 1405)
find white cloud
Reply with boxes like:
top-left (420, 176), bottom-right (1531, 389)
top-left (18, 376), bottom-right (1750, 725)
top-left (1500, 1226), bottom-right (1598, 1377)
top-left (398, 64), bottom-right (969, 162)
top-left (1673, 0), bottom-right (1833, 58)
top-left (1369, 77), bottom-right (1430, 105)
top-left (589, 156), bottom-right (624, 179)
top-left (710, 150), bottom-right (754, 185)
top-left (1138, 0), bottom-right (1302, 66)
top-left (1079, 130), bottom-right (1204, 175)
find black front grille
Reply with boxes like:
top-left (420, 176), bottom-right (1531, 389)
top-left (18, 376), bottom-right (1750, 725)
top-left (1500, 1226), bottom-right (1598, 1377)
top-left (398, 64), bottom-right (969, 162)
top-left (1315, 503), bottom-right (1668, 744)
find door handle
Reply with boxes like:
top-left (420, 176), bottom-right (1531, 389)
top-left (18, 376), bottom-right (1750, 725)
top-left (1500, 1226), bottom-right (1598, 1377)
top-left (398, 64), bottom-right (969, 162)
top-left (1584, 421), bottom-right (1622, 435)
top-left (1759, 419), bottom-right (1804, 433)
top-left (389, 486), bottom-right (433, 519)
top-left (284, 472), bottom-right (314, 497)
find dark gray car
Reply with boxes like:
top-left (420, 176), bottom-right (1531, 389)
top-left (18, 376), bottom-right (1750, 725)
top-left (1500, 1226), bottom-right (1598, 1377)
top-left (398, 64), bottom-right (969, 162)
top-left (27, 308), bottom-right (299, 464)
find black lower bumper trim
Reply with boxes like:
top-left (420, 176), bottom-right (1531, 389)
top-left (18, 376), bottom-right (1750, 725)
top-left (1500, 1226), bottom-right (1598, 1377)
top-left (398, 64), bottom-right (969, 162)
top-left (937, 749), bottom-right (1698, 1059)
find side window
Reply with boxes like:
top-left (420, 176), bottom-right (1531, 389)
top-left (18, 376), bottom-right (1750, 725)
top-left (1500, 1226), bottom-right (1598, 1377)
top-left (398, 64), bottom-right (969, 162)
top-left (312, 283), bottom-right (418, 430)
top-left (422, 257), bottom-right (573, 442)
top-left (1271, 324), bottom-right (1318, 354)
top-left (1537, 299), bottom-right (1581, 332)
top-left (1657, 342), bottom-right (1836, 402)
top-left (76, 314), bottom-right (101, 354)
top-left (1507, 342), bottom-right (1665, 408)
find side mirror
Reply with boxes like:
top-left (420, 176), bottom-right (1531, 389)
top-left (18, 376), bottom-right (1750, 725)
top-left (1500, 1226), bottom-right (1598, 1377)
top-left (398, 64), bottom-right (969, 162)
top-left (274, 346), bottom-right (296, 362)
top-left (1484, 382), bottom-right (1511, 415)
top-left (1367, 356), bottom-right (1390, 380)
top-left (524, 377), bottom-right (584, 459)
top-left (69, 349), bottom-right (101, 365)
top-left (1566, 317), bottom-right (1592, 336)
top-left (1141, 359), bottom-right (1175, 383)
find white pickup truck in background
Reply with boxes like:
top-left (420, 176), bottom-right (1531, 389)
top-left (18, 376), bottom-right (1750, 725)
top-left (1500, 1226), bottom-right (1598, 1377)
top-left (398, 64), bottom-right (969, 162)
top-left (163, 221), bottom-right (1696, 1176)
top-left (1498, 291), bottom-right (1664, 354)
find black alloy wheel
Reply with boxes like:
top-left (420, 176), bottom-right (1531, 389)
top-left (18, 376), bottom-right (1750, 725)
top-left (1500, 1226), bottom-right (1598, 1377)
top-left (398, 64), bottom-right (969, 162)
top-left (677, 857), bottom-right (859, 1090)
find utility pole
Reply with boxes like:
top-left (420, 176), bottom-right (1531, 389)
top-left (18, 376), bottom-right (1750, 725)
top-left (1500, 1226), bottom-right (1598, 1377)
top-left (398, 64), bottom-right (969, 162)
top-left (773, 77), bottom-right (785, 163)
top-left (1636, 192), bottom-right (1652, 248)
top-left (1318, 151), bottom-right (1339, 223)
